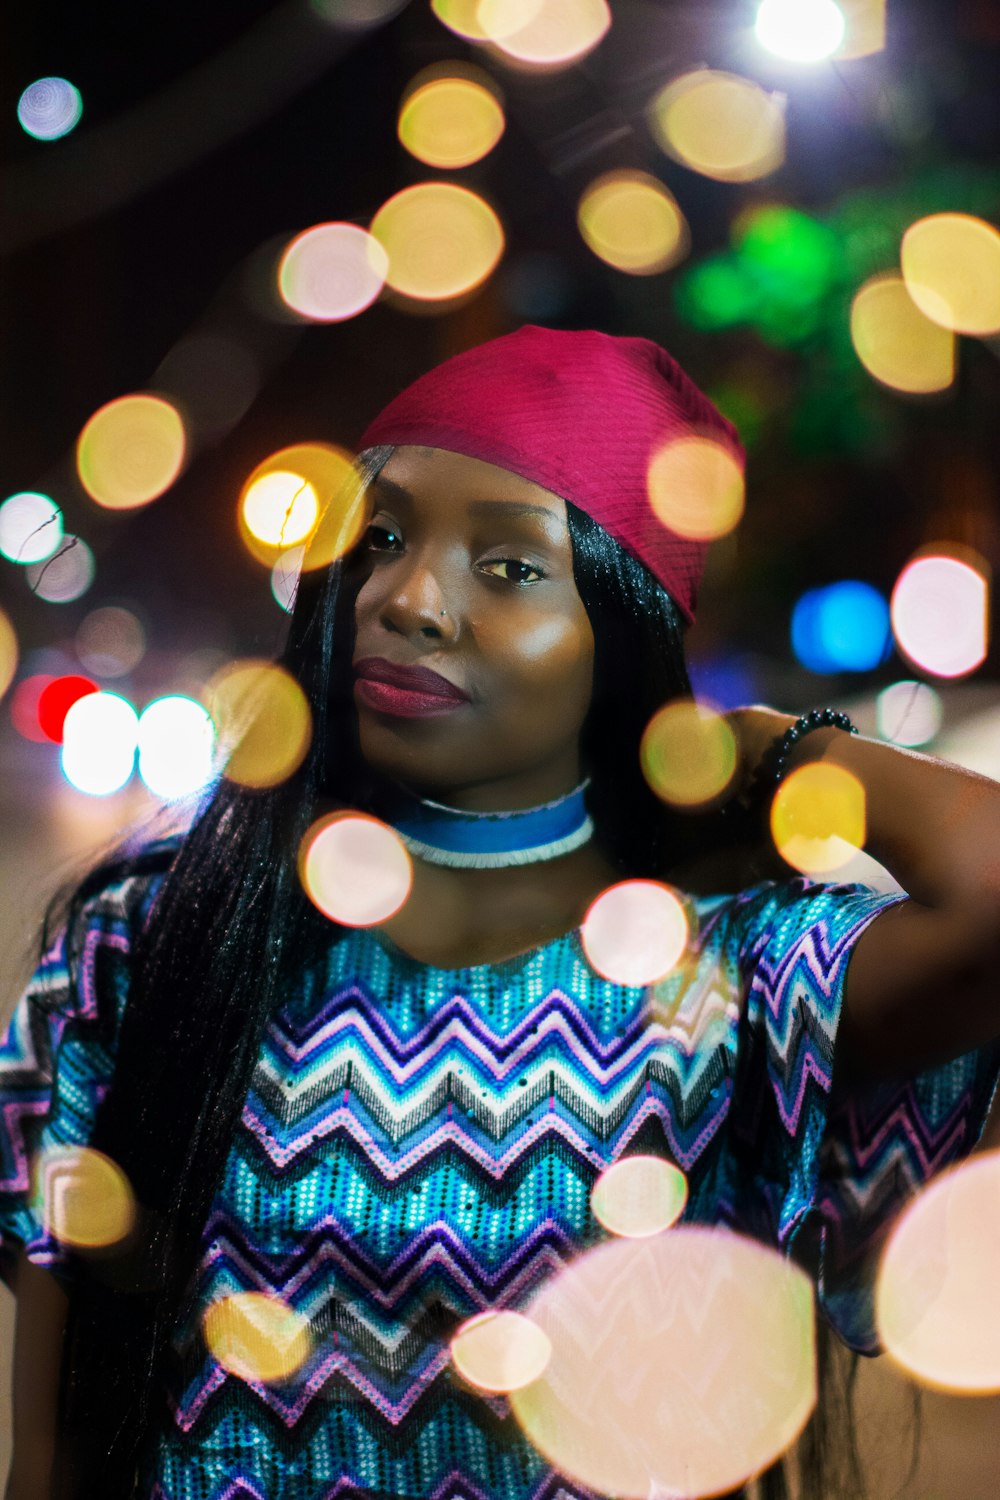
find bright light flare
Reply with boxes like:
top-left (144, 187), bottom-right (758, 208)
top-left (300, 813), bottom-right (413, 926)
top-left (75, 606), bottom-right (146, 679)
top-left (649, 69), bottom-right (785, 184)
top-left (582, 881), bottom-right (689, 987)
top-left (770, 762), bottom-right (866, 876)
top-left (875, 680), bottom-right (942, 747)
top-left (590, 1156), bottom-right (688, 1238)
top-left (901, 213), bottom-right (1000, 336)
top-left (203, 1292), bottom-right (313, 1384)
top-left (237, 444), bottom-right (361, 571)
top-left (483, 0), bottom-right (611, 67)
top-left (278, 222), bottom-right (388, 322)
top-left (890, 552), bottom-right (989, 679)
top-left (755, 0), bottom-right (846, 61)
top-left (510, 1230), bottom-right (816, 1497)
top-left (877, 1152), bottom-right (1000, 1393)
top-left (577, 171), bottom-right (689, 276)
top-left (60, 691), bottom-right (138, 796)
top-left (0, 610), bottom-right (17, 702)
top-left (25, 536), bottom-right (95, 603)
top-left (206, 660), bottom-right (312, 790)
top-left (77, 394), bottom-right (186, 509)
top-left (242, 472), bottom-right (319, 548)
top-left (370, 183), bottom-right (505, 303)
top-left (451, 1310), bottom-right (552, 1393)
top-left (850, 274), bottom-right (955, 394)
top-left (0, 492), bottom-right (63, 564)
top-left (17, 77), bottom-right (83, 140)
top-left (641, 699), bottom-right (738, 810)
top-left (34, 1146), bottom-right (136, 1249)
top-left (399, 70), bottom-right (505, 169)
top-left (647, 435), bottom-right (745, 541)
top-left (138, 696), bottom-right (216, 801)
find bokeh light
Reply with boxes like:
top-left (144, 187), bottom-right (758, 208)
top-left (0, 491), bottom-right (63, 565)
top-left (242, 471), bottom-right (320, 548)
top-left (271, 546), bottom-right (305, 614)
top-left (890, 551), bottom-right (989, 678)
top-left (26, 536), bottom-right (95, 603)
top-left (155, 331), bottom-right (260, 440)
top-left (300, 813), bottom-right (413, 926)
top-left (577, 171), bottom-right (689, 276)
top-left (850, 274), bottom-right (955, 394)
top-left (34, 1145), bottom-right (136, 1249)
top-left (875, 680), bottom-right (943, 747)
top-left (0, 610), bottom-right (17, 702)
top-left (138, 696), bottom-right (216, 801)
top-left (900, 213), bottom-right (1000, 336)
top-left (398, 68), bottom-right (505, 168)
top-left (510, 1230), bottom-right (815, 1497)
top-left (791, 581), bottom-right (892, 674)
top-left (17, 77), bottom-right (83, 141)
top-left (647, 435), bottom-right (745, 541)
top-left (238, 444), bottom-right (361, 571)
top-left (431, 0), bottom-right (514, 42)
top-left (36, 675), bottom-right (99, 743)
top-left (835, 0), bottom-right (886, 59)
top-left (77, 394), bottom-right (186, 509)
top-left (203, 1292), bottom-right (313, 1384)
top-left (640, 699), bottom-right (738, 809)
top-left (877, 1152), bottom-right (1000, 1392)
top-left (770, 762), bottom-right (867, 875)
top-left (75, 606), bottom-right (146, 679)
top-left (206, 660), bottom-right (312, 790)
top-left (312, 0), bottom-right (410, 26)
top-left (590, 1156), bottom-right (688, 1238)
top-left (9, 675), bottom-right (51, 742)
top-left (754, 0), bottom-right (846, 61)
top-left (278, 222), bottom-right (388, 322)
top-left (582, 881), bottom-right (689, 987)
top-left (482, 0), bottom-right (611, 67)
top-left (451, 1310), bottom-right (552, 1393)
top-left (60, 691), bottom-right (139, 796)
top-left (370, 183), bottom-right (505, 302)
top-left (648, 69), bottom-right (786, 183)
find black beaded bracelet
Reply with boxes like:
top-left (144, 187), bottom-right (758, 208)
top-left (752, 708), bottom-right (859, 794)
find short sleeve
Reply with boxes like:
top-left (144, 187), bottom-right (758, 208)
top-left (0, 872), bottom-right (150, 1288)
top-left (725, 876), bottom-right (1000, 1355)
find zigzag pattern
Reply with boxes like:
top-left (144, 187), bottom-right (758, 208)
top-left (3, 869), bottom-right (998, 1500)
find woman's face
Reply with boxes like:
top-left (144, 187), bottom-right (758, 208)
top-left (352, 447), bottom-right (594, 810)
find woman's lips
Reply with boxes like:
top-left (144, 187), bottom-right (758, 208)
top-left (353, 656), bottom-right (470, 719)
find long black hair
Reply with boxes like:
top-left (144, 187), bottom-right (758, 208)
top-left (51, 450), bottom-right (778, 1494)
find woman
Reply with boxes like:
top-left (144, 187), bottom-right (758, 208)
top-left (2, 325), bottom-right (999, 1499)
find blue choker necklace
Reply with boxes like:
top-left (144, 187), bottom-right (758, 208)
top-left (388, 780), bottom-right (594, 869)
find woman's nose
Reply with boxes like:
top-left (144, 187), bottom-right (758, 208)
top-left (379, 556), bottom-right (458, 641)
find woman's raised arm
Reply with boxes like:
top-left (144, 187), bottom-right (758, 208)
top-left (4, 1251), bottom-right (68, 1500)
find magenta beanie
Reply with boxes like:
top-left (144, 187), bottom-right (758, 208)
top-left (358, 325), bottom-right (744, 626)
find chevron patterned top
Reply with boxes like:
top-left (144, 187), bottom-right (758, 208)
top-left (1, 866), bottom-right (998, 1500)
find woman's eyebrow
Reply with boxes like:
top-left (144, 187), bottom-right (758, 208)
top-left (467, 498), bottom-right (565, 537)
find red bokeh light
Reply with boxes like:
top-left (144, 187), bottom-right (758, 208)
top-left (36, 675), bottom-right (99, 743)
top-left (10, 675), bottom-right (54, 743)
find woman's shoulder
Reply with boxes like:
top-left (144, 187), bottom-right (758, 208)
top-left (59, 834), bottom-right (182, 952)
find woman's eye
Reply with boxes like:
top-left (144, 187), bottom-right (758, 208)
top-left (366, 522), bottom-right (403, 552)
top-left (480, 558), bottom-right (545, 585)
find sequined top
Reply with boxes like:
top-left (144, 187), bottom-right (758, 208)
top-left (1, 866), bottom-right (997, 1500)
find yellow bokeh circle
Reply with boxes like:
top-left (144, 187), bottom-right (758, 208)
top-left (590, 1155), bottom-right (688, 1238)
top-left (0, 607), bottom-right (17, 700)
top-left (205, 659), bottom-right (312, 789)
top-left (430, 0), bottom-right (540, 42)
top-left (640, 698), bottom-right (738, 809)
top-left (648, 69), bottom-right (785, 183)
top-left (850, 274), bottom-right (955, 394)
top-left (398, 70), bottom-right (505, 169)
top-left (203, 1291), bottom-right (313, 1384)
top-left (77, 394), bottom-right (186, 509)
top-left (577, 171), bottom-right (689, 276)
top-left (770, 761), bottom-right (866, 875)
top-left (647, 435), bottom-right (745, 542)
top-left (35, 1145), bottom-right (136, 1250)
top-left (370, 183), bottom-right (505, 302)
top-left (451, 1310), bottom-right (552, 1392)
top-left (237, 443), bottom-right (362, 571)
top-left (901, 213), bottom-right (1000, 336)
top-left (484, 0), bottom-right (611, 67)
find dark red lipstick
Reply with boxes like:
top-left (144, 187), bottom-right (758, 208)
top-left (353, 656), bottom-right (470, 719)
